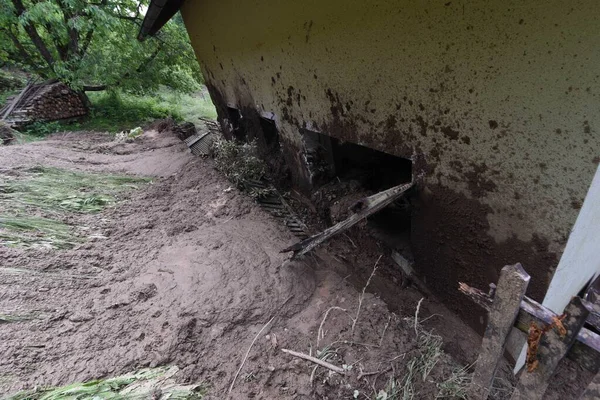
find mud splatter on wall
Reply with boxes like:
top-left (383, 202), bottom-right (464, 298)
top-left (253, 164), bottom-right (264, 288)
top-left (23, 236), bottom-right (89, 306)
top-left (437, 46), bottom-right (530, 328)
top-left (181, 0), bottom-right (600, 326)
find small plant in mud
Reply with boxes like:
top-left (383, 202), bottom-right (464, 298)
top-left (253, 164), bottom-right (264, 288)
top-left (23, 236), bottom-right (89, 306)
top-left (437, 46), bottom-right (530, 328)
top-left (212, 138), bottom-right (275, 198)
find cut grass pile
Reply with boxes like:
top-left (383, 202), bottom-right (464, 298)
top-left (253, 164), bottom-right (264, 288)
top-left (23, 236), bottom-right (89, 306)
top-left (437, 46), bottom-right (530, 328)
top-left (0, 166), bottom-right (150, 249)
top-left (0, 166), bottom-right (151, 213)
top-left (4, 366), bottom-right (204, 400)
top-left (0, 216), bottom-right (76, 250)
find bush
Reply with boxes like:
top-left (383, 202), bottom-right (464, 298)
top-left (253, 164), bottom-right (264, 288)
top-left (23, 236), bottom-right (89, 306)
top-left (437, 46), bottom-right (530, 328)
top-left (213, 138), bottom-right (267, 188)
top-left (85, 90), bottom-right (184, 131)
top-left (23, 121), bottom-right (63, 137)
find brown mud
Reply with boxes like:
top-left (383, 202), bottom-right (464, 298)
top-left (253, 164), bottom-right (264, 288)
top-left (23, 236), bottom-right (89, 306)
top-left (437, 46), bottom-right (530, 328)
top-left (0, 129), bottom-right (508, 399)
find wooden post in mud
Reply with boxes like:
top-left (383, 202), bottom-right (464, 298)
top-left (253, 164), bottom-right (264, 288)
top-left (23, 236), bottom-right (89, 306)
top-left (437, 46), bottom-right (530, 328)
top-left (468, 263), bottom-right (530, 400)
top-left (511, 297), bottom-right (590, 400)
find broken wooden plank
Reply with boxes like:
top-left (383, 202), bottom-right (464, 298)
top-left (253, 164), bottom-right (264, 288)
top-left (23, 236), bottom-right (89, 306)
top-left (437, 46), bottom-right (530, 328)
top-left (512, 297), bottom-right (590, 400)
top-left (281, 182), bottom-right (413, 258)
top-left (469, 264), bottom-right (530, 400)
top-left (579, 370), bottom-right (600, 400)
top-left (459, 283), bottom-right (600, 373)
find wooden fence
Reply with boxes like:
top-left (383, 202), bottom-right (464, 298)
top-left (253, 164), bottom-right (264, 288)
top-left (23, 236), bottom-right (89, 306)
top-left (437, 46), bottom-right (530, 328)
top-left (459, 263), bottom-right (600, 399)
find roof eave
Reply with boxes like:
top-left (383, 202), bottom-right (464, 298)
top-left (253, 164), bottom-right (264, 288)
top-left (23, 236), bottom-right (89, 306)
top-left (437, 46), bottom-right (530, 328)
top-left (138, 0), bottom-right (185, 41)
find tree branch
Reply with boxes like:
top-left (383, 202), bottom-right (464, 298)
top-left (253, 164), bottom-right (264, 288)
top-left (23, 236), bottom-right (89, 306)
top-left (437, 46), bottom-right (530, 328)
top-left (82, 42), bottom-right (164, 92)
top-left (3, 28), bottom-right (36, 68)
top-left (10, 0), bottom-right (56, 68)
top-left (82, 84), bottom-right (107, 91)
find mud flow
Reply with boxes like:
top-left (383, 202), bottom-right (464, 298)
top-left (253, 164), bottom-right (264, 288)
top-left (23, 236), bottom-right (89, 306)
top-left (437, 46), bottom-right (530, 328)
top-left (6, 126), bottom-right (577, 399)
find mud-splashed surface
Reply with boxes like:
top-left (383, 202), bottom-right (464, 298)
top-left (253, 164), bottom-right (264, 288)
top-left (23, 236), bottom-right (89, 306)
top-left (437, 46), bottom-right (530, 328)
top-left (0, 130), bottom-right (520, 399)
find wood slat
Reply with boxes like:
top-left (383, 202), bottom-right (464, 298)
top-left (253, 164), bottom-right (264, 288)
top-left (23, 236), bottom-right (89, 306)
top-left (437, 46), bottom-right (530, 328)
top-left (460, 283), bottom-right (600, 373)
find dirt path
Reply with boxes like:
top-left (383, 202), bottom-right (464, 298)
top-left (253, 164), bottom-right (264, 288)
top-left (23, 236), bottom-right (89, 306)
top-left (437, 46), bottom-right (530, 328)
top-left (0, 129), bottom-right (489, 399)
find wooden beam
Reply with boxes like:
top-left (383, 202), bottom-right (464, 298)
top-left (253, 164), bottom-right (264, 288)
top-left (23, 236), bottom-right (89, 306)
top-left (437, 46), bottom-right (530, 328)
top-left (512, 297), bottom-right (590, 399)
top-left (281, 182), bottom-right (413, 258)
top-left (469, 264), bottom-right (530, 400)
top-left (459, 283), bottom-right (600, 373)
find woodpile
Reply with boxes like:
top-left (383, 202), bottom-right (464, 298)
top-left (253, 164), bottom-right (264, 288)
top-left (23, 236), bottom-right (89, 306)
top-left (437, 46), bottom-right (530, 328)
top-left (1, 80), bottom-right (88, 126)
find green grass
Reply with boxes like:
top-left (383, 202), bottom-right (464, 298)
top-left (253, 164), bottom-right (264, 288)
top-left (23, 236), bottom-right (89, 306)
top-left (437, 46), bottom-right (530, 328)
top-left (155, 86), bottom-right (218, 122)
top-left (4, 366), bottom-right (205, 400)
top-left (0, 166), bottom-right (151, 249)
top-left (22, 86), bottom-right (217, 136)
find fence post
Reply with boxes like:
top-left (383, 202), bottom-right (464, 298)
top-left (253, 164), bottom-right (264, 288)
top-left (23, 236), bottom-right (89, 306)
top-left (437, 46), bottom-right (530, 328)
top-left (512, 296), bottom-right (590, 400)
top-left (468, 263), bottom-right (530, 399)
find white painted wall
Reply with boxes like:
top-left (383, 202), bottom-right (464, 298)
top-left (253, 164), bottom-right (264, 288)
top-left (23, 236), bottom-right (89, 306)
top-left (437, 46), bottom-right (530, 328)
top-left (543, 164), bottom-right (600, 313)
top-left (515, 164), bottom-right (600, 372)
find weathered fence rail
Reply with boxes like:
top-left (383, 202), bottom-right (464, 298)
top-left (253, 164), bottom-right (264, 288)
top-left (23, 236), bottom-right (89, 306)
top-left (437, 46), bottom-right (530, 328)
top-left (460, 263), bottom-right (600, 399)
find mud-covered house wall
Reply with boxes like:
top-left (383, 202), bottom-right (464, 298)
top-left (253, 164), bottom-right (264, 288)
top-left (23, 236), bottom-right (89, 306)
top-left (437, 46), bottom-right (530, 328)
top-left (181, 0), bottom-right (600, 328)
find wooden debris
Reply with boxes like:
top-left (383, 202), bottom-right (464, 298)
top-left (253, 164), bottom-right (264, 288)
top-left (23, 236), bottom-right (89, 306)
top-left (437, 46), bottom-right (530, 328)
top-left (281, 182), bottom-right (413, 258)
top-left (281, 348), bottom-right (346, 374)
top-left (512, 297), bottom-right (590, 400)
top-left (1, 80), bottom-right (87, 126)
top-left (525, 315), bottom-right (567, 372)
top-left (459, 282), bottom-right (600, 373)
top-left (525, 315), bottom-right (567, 373)
top-left (468, 264), bottom-right (530, 400)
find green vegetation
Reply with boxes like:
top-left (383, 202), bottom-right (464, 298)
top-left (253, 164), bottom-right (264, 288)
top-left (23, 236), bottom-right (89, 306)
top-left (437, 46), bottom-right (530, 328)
top-left (0, 166), bottom-right (150, 249)
top-left (5, 366), bottom-right (205, 400)
top-left (0, 216), bottom-right (76, 249)
top-left (213, 138), bottom-right (266, 187)
top-left (0, 1), bottom-right (201, 93)
top-left (21, 87), bottom-right (217, 136)
top-left (0, 166), bottom-right (150, 213)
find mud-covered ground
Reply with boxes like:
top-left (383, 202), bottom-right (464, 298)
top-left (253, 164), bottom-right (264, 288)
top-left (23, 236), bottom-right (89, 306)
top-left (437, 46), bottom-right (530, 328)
top-left (0, 128), bottom-right (522, 399)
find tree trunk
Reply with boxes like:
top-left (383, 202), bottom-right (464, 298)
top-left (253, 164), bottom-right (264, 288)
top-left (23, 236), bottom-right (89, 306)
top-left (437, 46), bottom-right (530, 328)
top-left (10, 0), bottom-right (56, 68)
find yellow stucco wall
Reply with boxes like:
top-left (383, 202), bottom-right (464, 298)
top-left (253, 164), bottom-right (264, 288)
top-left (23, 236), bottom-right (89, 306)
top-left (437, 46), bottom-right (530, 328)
top-left (181, 0), bottom-right (599, 316)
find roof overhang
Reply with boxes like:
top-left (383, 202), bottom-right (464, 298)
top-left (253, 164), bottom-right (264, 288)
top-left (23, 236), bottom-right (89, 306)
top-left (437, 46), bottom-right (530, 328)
top-left (137, 0), bottom-right (185, 41)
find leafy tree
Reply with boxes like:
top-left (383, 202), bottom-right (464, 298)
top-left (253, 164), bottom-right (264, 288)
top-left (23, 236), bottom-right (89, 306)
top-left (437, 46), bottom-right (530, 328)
top-left (0, 0), bottom-right (202, 93)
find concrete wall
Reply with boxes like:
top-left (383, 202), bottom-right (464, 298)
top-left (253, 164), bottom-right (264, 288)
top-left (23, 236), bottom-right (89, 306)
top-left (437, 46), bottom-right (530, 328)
top-left (181, 0), bottom-right (600, 328)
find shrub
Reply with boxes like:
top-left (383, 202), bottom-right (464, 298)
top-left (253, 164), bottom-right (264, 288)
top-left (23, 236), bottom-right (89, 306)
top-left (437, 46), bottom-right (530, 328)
top-left (213, 138), bottom-right (266, 188)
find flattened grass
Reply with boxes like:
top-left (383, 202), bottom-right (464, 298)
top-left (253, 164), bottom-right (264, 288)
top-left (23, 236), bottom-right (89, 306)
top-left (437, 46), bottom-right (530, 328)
top-left (0, 216), bottom-right (76, 249)
top-left (5, 366), bottom-right (205, 400)
top-left (0, 166), bottom-right (150, 249)
top-left (0, 166), bottom-right (150, 213)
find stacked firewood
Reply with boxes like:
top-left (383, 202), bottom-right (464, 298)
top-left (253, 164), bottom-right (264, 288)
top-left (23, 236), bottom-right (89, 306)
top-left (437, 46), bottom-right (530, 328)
top-left (22, 82), bottom-right (88, 120)
top-left (1, 81), bottom-right (88, 125)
